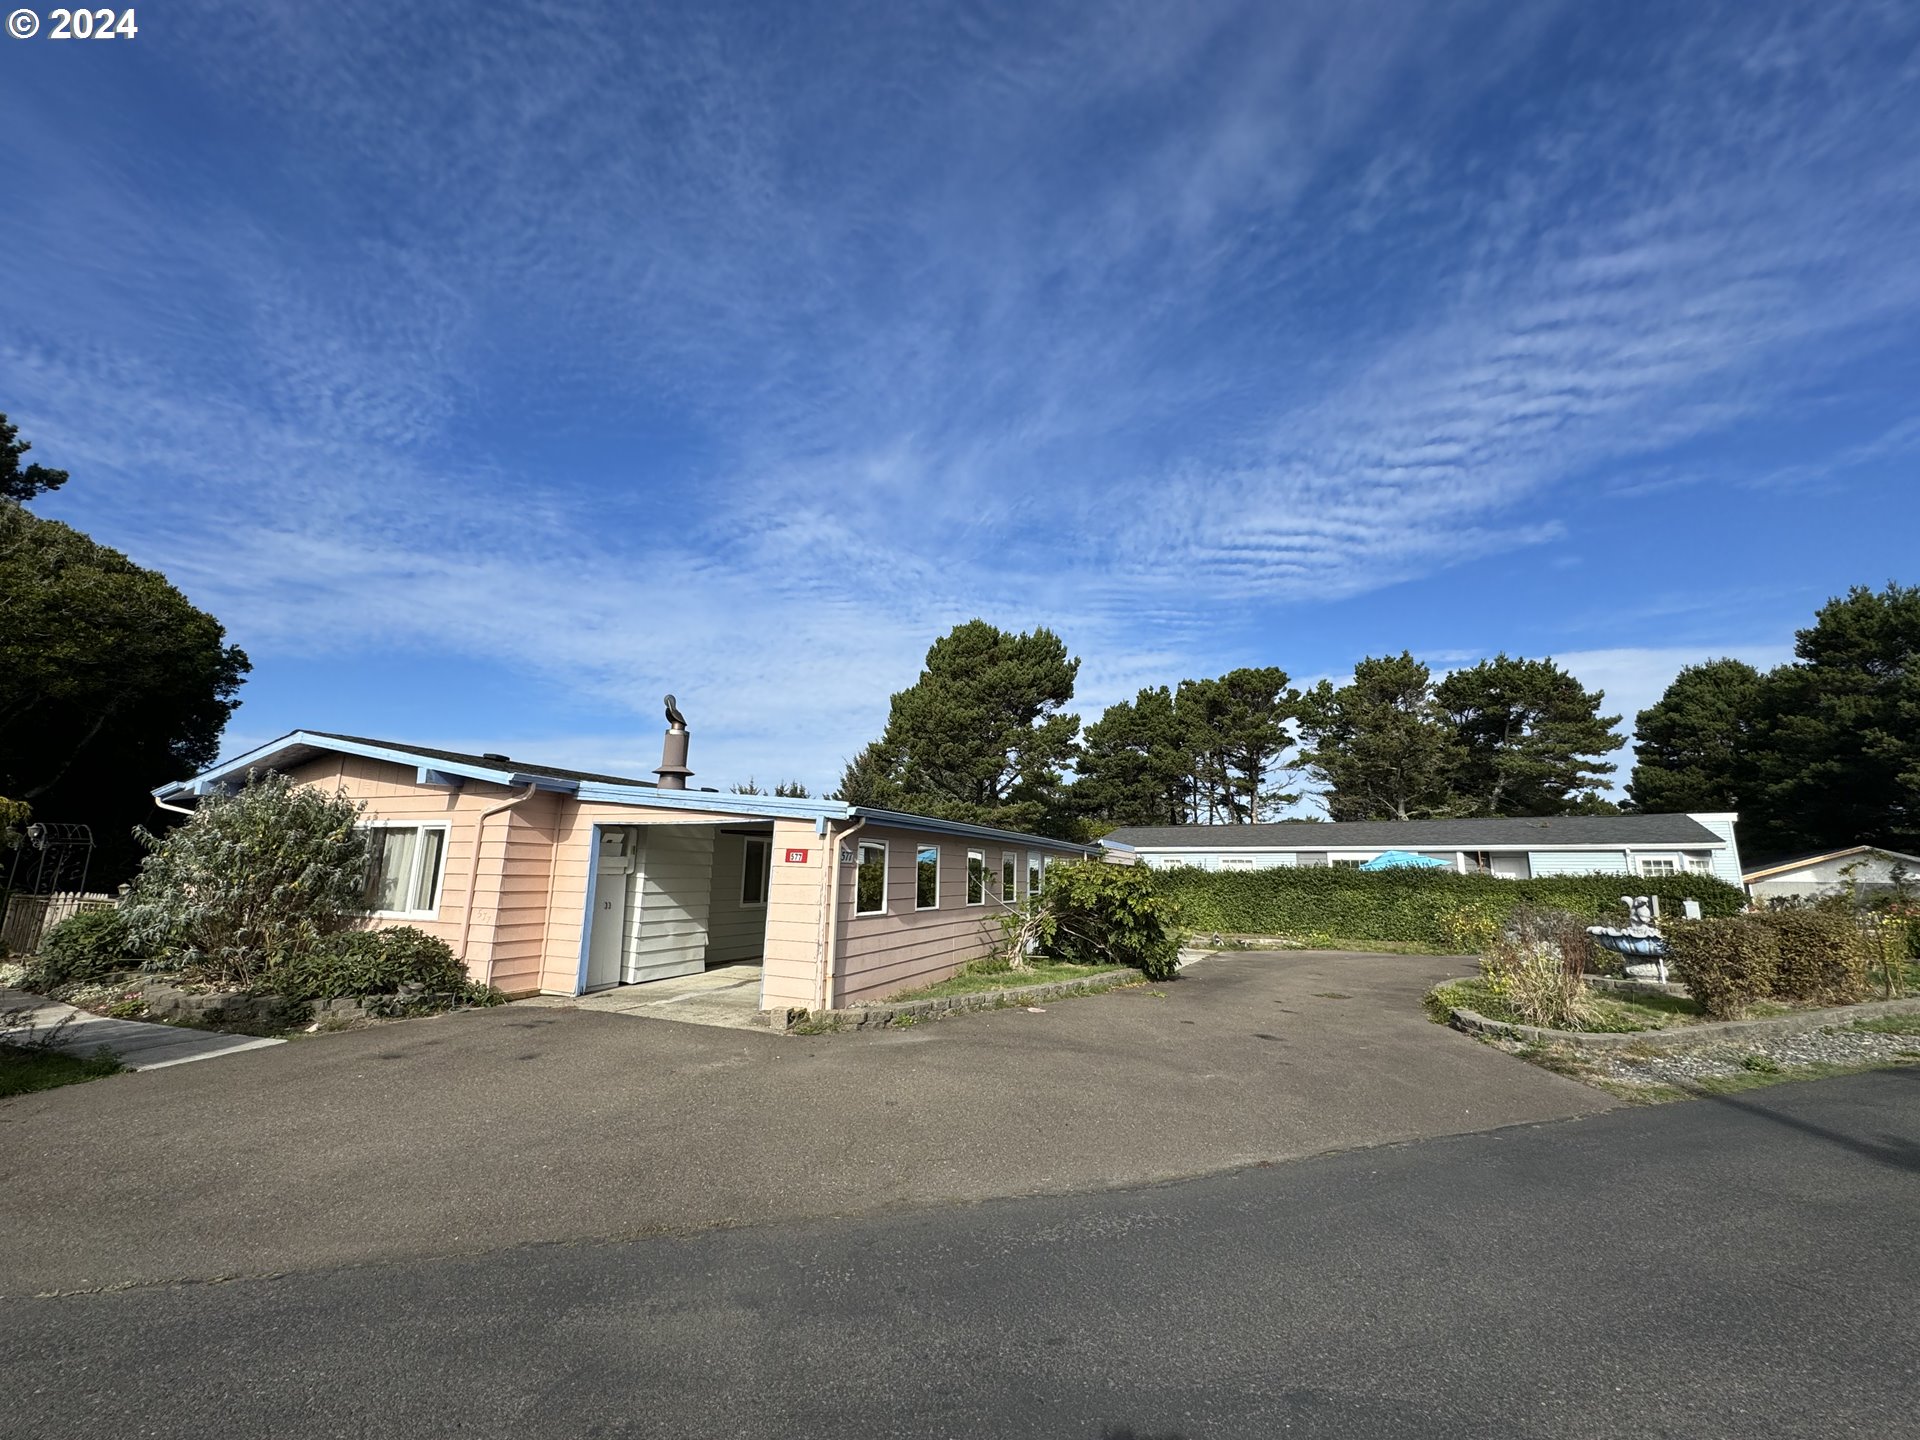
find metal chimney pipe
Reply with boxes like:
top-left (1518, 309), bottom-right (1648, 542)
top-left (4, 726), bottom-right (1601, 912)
top-left (656, 693), bottom-right (693, 790)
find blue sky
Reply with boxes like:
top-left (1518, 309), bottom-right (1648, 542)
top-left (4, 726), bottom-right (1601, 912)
top-left (4, 1), bottom-right (1917, 798)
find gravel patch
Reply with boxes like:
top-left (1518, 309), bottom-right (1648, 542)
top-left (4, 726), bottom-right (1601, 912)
top-left (1584, 1025), bottom-right (1920, 1089)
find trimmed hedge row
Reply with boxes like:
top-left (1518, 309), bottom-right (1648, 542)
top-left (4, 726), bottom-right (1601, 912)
top-left (1666, 911), bottom-right (1871, 1018)
top-left (1149, 865), bottom-right (1745, 950)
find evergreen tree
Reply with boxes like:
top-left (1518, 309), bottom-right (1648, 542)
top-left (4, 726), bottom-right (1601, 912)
top-left (1626, 658), bottom-right (1765, 816)
top-left (1295, 653), bottom-right (1468, 821)
top-left (1073, 686), bottom-right (1192, 827)
top-left (1174, 667), bottom-right (1298, 822)
top-left (1, 412), bottom-right (69, 503)
top-left (851, 621), bottom-right (1081, 835)
top-left (1753, 583), bottom-right (1920, 854)
top-left (1435, 655), bottom-right (1621, 816)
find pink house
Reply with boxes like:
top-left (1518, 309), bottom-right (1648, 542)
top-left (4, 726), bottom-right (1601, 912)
top-left (153, 730), bottom-right (1094, 1011)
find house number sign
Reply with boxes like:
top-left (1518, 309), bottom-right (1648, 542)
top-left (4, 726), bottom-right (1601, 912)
top-left (784, 848), bottom-right (809, 864)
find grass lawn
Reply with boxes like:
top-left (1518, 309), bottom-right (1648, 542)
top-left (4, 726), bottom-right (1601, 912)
top-left (1427, 976), bottom-right (1705, 1033)
top-left (0, 1041), bottom-right (124, 1098)
top-left (885, 959), bottom-right (1128, 1003)
top-left (1850, 1012), bottom-right (1920, 1035)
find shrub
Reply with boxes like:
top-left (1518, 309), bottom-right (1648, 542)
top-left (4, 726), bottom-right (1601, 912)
top-left (124, 772), bottom-right (371, 985)
top-left (1502, 906), bottom-right (1598, 976)
top-left (1477, 908), bottom-right (1597, 1029)
top-left (1665, 918), bottom-right (1779, 1019)
top-left (1753, 911), bottom-right (1869, 1004)
top-left (23, 908), bottom-right (135, 991)
top-left (1005, 860), bottom-right (1182, 981)
top-left (267, 926), bottom-right (475, 1000)
top-left (1149, 865), bottom-right (1743, 951)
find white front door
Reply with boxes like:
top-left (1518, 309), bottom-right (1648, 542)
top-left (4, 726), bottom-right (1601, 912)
top-left (585, 829), bottom-right (633, 991)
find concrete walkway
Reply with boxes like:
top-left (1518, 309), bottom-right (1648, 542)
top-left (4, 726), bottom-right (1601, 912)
top-left (0, 987), bottom-right (283, 1071)
top-left (520, 960), bottom-right (769, 1031)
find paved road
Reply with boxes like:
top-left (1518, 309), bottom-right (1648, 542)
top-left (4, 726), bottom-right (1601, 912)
top-left (0, 951), bottom-right (1610, 1295)
top-left (7, 1069), bottom-right (1914, 1438)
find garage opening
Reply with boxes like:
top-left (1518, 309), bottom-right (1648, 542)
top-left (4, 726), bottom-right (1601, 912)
top-left (582, 822), bottom-right (773, 994)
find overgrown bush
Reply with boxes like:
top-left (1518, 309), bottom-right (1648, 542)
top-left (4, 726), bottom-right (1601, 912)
top-left (1004, 860), bottom-right (1182, 981)
top-left (124, 771), bottom-right (370, 985)
top-left (1151, 865), bottom-right (1743, 950)
top-left (1475, 907), bottom-right (1597, 1029)
top-left (267, 926), bottom-right (479, 1000)
top-left (1503, 906), bottom-right (1598, 975)
top-left (1478, 937), bottom-right (1596, 1031)
top-left (1665, 918), bottom-right (1779, 1019)
top-left (22, 907), bottom-right (135, 991)
top-left (1753, 911), bottom-right (1869, 1004)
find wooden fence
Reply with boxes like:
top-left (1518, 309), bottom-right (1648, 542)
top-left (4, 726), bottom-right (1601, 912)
top-left (1, 891), bottom-right (117, 957)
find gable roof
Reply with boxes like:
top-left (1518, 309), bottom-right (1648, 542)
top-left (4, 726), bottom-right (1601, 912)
top-left (152, 730), bottom-right (1098, 853)
top-left (1742, 845), bottom-right (1920, 882)
top-left (1104, 814), bottom-right (1727, 851)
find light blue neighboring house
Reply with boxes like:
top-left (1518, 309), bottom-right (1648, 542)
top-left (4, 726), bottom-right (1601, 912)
top-left (1102, 813), bottom-right (1744, 888)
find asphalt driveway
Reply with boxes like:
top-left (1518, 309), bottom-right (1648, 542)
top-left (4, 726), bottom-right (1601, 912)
top-left (1, 950), bottom-right (1611, 1296)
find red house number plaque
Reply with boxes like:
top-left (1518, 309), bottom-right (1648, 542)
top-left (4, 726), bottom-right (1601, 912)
top-left (784, 848), bottom-right (810, 864)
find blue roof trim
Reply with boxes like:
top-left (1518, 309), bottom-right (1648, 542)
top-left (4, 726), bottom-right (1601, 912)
top-left (848, 807), bottom-right (1099, 854)
top-left (154, 731), bottom-right (1094, 850)
top-left (571, 781), bottom-right (847, 821)
top-left (153, 731), bottom-right (586, 802)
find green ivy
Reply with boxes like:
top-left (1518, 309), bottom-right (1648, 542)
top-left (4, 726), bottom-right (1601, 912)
top-left (1150, 865), bottom-right (1744, 949)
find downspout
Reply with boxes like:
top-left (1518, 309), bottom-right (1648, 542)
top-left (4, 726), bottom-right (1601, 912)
top-left (153, 795), bottom-right (194, 817)
top-left (816, 817), bottom-right (866, 1013)
top-left (463, 782), bottom-right (540, 985)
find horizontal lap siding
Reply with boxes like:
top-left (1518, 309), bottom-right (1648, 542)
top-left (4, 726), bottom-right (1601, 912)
top-left (761, 820), bottom-right (825, 1009)
top-left (707, 831), bottom-right (770, 963)
top-left (1527, 849), bottom-right (1631, 877)
top-left (539, 802), bottom-right (755, 996)
top-left (833, 825), bottom-right (1078, 1006)
top-left (624, 827), bottom-right (714, 981)
top-left (288, 755), bottom-right (475, 949)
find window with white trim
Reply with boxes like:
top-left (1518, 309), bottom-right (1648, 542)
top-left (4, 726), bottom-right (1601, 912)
top-left (966, 850), bottom-right (986, 905)
top-left (365, 824), bottom-right (449, 917)
top-left (1330, 857), bottom-right (1364, 870)
top-left (855, 841), bottom-right (888, 915)
top-left (1638, 857), bottom-right (1680, 878)
top-left (1002, 852), bottom-right (1017, 900)
top-left (1685, 854), bottom-right (1714, 874)
top-left (916, 845), bottom-right (940, 909)
top-left (1028, 852), bottom-right (1043, 896)
top-left (1218, 856), bottom-right (1256, 871)
top-left (741, 836), bottom-right (772, 906)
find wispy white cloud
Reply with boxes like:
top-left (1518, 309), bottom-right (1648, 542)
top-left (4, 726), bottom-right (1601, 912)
top-left (3, 0), bottom-right (1916, 788)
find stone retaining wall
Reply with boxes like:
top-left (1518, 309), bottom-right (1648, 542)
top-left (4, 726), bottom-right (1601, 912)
top-left (792, 968), bottom-right (1142, 1032)
top-left (1448, 994), bottom-right (1920, 1051)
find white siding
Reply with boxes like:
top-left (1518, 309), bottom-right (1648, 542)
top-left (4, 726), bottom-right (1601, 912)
top-left (706, 830), bottom-right (770, 963)
top-left (1526, 849), bottom-right (1632, 877)
top-left (623, 827), bottom-right (715, 982)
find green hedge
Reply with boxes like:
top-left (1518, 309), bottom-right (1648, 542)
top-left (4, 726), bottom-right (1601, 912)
top-left (1149, 865), bottom-right (1745, 950)
top-left (1665, 918), bottom-right (1779, 1019)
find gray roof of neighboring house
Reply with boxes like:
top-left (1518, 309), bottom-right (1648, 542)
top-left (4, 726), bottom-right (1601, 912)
top-left (1104, 814), bottom-right (1727, 850)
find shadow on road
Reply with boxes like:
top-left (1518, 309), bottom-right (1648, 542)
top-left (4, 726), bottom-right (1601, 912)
top-left (1684, 1065), bottom-right (1920, 1173)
